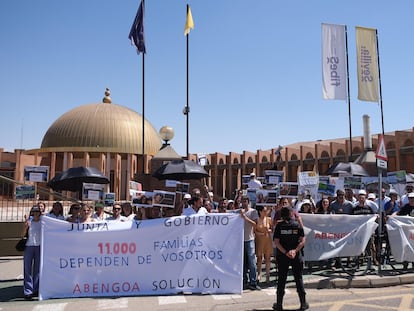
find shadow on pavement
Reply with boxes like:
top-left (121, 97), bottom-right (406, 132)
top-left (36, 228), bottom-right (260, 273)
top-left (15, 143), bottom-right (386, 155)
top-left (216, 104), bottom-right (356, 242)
top-left (250, 309), bottom-right (300, 311)
top-left (0, 282), bottom-right (23, 302)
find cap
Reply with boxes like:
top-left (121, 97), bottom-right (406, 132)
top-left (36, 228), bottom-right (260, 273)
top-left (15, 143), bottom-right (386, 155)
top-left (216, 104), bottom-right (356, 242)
top-left (31, 206), bottom-right (41, 213)
top-left (250, 172), bottom-right (256, 177)
top-left (95, 202), bottom-right (105, 208)
top-left (208, 191), bottom-right (214, 197)
top-left (367, 193), bottom-right (376, 199)
top-left (302, 199), bottom-right (311, 205)
top-left (183, 193), bottom-right (191, 199)
top-left (227, 199), bottom-right (234, 204)
top-left (408, 192), bottom-right (414, 198)
top-left (358, 190), bottom-right (367, 196)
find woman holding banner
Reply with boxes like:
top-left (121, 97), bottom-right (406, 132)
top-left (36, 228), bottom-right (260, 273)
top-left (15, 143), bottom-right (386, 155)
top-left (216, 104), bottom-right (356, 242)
top-left (22, 205), bottom-right (42, 300)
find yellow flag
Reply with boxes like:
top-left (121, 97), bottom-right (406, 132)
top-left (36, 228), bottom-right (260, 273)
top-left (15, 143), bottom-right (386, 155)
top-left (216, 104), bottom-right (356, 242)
top-left (184, 5), bottom-right (194, 36)
top-left (356, 26), bottom-right (379, 102)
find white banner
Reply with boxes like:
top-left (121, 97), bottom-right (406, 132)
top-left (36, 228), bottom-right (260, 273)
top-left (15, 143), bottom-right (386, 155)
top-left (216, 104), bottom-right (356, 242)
top-left (39, 214), bottom-right (243, 300)
top-left (386, 216), bottom-right (414, 262)
top-left (301, 214), bottom-right (378, 261)
top-left (321, 23), bottom-right (347, 100)
top-left (356, 26), bottom-right (379, 102)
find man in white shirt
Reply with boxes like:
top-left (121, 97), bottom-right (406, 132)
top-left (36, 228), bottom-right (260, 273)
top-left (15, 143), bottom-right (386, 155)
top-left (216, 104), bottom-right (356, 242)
top-left (182, 195), bottom-right (208, 215)
top-left (194, 196), bottom-right (208, 215)
top-left (345, 187), bottom-right (357, 203)
top-left (367, 192), bottom-right (379, 213)
top-left (374, 188), bottom-right (390, 210)
top-left (106, 204), bottom-right (127, 221)
top-left (247, 172), bottom-right (262, 189)
top-left (401, 184), bottom-right (414, 206)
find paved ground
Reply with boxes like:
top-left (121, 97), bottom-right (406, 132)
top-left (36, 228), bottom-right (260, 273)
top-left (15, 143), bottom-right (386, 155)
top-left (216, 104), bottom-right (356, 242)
top-left (0, 256), bottom-right (414, 311)
top-left (2, 256), bottom-right (414, 293)
top-left (3, 286), bottom-right (414, 311)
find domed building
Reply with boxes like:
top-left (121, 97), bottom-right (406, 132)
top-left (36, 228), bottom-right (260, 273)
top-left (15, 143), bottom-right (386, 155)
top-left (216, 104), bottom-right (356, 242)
top-left (27, 89), bottom-right (162, 200)
top-left (1, 88), bottom-right (414, 202)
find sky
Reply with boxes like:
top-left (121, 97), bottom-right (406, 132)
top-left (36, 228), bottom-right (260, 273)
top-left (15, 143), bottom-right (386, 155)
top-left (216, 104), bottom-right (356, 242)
top-left (1, 1), bottom-right (413, 157)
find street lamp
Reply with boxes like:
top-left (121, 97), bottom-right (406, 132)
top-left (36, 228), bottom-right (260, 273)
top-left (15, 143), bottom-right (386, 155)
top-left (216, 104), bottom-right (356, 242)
top-left (159, 126), bottom-right (174, 146)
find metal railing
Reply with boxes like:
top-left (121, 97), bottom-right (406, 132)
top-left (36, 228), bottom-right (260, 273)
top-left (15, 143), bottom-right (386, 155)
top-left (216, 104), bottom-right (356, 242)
top-left (0, 199), bottom-right (76, 222)
top-left (0, 174), bottom-right (77, 222)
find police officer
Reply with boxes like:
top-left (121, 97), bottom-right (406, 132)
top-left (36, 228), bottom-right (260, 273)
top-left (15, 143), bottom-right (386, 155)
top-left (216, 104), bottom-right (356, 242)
top-left (273, 206), bottom-right (308, 311)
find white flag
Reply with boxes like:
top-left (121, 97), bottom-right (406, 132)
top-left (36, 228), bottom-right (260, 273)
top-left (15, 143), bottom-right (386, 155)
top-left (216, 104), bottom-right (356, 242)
top-left (321, 23), bottom-right (347, 100)
top-left (356, 26), bottom-right (379, 102)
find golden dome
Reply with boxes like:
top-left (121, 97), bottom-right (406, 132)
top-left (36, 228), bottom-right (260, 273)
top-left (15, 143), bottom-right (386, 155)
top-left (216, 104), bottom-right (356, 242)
top-left (41, 101), bottom-right (162, 155)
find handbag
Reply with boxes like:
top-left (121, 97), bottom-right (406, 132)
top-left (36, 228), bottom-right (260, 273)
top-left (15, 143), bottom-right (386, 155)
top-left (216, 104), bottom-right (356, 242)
top-left (15, 237), bottom-right (27, 252)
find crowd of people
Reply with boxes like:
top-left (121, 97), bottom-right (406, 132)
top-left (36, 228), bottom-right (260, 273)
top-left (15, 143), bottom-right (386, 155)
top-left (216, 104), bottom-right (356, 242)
top-left (19, 181), bottom-right (414, 310)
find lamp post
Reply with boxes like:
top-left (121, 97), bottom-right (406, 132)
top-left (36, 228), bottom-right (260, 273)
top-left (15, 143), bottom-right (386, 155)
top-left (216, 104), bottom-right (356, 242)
top-left (159, 126), bottom-right (175, 147)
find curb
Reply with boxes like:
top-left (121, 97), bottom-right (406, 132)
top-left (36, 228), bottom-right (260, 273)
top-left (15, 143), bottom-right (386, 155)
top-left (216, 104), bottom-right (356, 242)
top-left (296, 273), bottom-right (414, 289)
top-left (2, 257), bottom-right (414, 290)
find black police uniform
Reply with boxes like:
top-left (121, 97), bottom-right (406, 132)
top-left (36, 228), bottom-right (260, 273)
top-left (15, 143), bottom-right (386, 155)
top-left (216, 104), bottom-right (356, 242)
top-left (273, 210), bottom-right (308, 311)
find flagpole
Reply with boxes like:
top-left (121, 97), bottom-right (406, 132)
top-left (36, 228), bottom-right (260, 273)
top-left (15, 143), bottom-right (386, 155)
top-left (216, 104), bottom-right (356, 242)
top-left (141, 0), bottom-right (146, 174)
top-left (185, 4), bottom-right (190, 160)
top-left (128, 0), bottom-right (146, 174)
top-left (183, 4), bottom-right (194, 160)
top-left (142, 51), bottom-right (145, 173)
top-left (376, 29), bottom-right (385, 136)
top-left (344, 25), bottom-right (353, 161)
top-left (375, 28), bottom-right (385, 274)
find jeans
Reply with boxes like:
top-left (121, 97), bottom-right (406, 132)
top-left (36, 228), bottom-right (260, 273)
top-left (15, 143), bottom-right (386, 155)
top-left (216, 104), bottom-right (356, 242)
top-left (243, 240), bottom-right (257, 285)
top-left (24, 245), bottom-right (40, 295)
